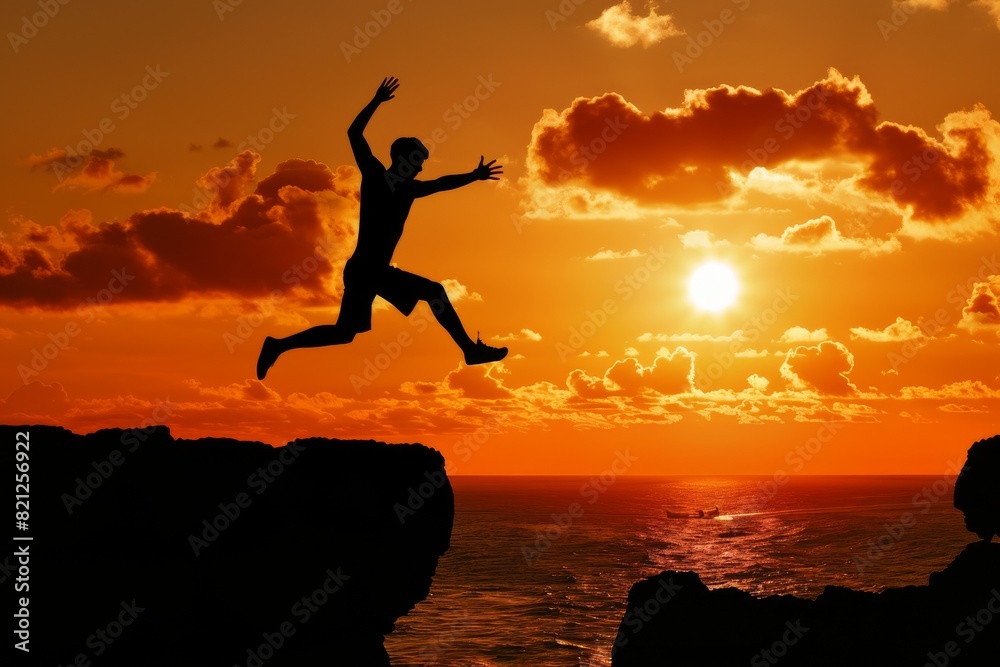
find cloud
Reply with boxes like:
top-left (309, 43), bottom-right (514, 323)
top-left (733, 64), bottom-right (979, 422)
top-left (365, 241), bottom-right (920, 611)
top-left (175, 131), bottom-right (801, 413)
top-left (938, 403), bottom-right (988, 413)
top-left (638, 330), bottom-right (747, 343)
top-left (24, 147), bottom-right (155, 194)
top-left (748, 216), bottom-right (901, 255)
top-left (441, 278), bottom-right (482, 303)
top-left (493, 329), bottom-right (542, 342)
top-left (586, 1), bottom-right (684, 48)
top-left (0, 151), bottom-right (360, 310)
top-left (58, 155), bottom-right (156, 194)
top-left (678, 230), bottom-right (730, 249)
top-left (0, 381), bottom-right (71, 418)
top-left (898, 380), bottom-right (1000, 400)
top-left (25, 147), bottom-right (127, 173)
top-left (586, 247), bottom-right (644, 260)
top-left (23, 147), bottom-right (88, 170)
top-left (522, 69), bottom-right (999, 233)
top-left (780, 341), bottom-right (858, 395)
top-left (189, 378), bottom-right (282, 402)
top-left (975, 0), bottom-right (1000, 28)
top-left (568, 348), bottom-right (695, 397)
top-left (213, 137), bottom-right (232, 149)
top-left (851, 316), bottom-right (930, 342)
top-left (747, 374), bottom-right (770, 393)
top-left (778, 326), bottom-right (829, 343)
top-left (959, 276), bottom-right (1000, 333)
top-left (897, 0), bottom-right (952, 9)
top-left (443, 364), bottom-right (513, 400)
top-left (901, 1), bottom-right (1000, 29)
top-left (736, 348), bottom-right (770, 358)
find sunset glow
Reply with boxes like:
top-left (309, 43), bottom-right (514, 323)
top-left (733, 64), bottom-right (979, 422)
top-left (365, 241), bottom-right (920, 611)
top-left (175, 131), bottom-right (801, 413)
top-left (1, 0), bottom-right (999, 475)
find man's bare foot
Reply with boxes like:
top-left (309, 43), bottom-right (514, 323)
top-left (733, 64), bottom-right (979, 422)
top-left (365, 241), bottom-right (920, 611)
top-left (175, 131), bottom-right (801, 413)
top-left (464, 332), bottom-right (508, 366)
top-left (256, 336), bottom-right (280, 380)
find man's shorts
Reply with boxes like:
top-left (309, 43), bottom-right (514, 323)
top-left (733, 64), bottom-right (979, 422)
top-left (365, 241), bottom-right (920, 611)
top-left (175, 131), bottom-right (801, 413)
top-left (336, 258), bottom-right (441, 333)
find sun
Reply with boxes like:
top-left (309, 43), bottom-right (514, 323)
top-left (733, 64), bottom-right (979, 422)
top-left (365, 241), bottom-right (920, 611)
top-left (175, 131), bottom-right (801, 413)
top-left (688, 262), bottom-right (739, 312)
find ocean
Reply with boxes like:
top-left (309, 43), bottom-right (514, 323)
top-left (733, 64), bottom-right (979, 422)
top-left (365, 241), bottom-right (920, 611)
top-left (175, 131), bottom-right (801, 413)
top-left (385, 475), bottom-right (971, 666)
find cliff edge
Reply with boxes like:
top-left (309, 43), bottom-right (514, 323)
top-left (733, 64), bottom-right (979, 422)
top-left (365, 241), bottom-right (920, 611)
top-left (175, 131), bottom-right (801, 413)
top-left (5, 424), bottom-right (454, 666)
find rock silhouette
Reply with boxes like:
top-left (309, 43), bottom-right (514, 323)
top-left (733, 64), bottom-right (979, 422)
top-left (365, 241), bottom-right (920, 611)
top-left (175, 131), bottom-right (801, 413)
top-left (611, 435), bottom-right (1000, 666)
top-left (954, 434), bottom-right (1000, 541)
top-left (4, 424), bottom-right (453, 666)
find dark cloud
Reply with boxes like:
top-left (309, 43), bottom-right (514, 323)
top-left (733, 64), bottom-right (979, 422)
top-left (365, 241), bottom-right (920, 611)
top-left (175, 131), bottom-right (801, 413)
top-left (0, 153), bottom-right (359, 309)
top-left (23, 147), bottom-right (154, 193)
top-left (526, 68), bottom-right (995, 221)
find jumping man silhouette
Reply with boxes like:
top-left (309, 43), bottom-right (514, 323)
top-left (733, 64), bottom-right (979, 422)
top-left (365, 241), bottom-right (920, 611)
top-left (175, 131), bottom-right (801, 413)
top-left (256, 77), bottom-right (508, 380)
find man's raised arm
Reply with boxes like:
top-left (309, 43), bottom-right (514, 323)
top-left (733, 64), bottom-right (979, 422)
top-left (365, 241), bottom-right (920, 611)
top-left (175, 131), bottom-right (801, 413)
top-left (348, 77), bottom-right (398, 167)
top-left (413, 156), bottom-right (503, 198)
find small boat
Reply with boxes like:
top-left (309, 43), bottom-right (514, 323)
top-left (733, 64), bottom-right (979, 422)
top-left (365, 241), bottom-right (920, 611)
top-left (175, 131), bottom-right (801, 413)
top-left (666, 506), bottom-right (720, 519)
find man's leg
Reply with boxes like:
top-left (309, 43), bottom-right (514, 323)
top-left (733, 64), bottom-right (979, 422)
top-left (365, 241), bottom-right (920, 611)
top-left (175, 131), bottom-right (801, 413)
top-left (276, 324), bottom-right (358, 351)
top-left (426, 290), bottom-right (475, 353)
top-left (416, 282), bottom-right (506, 365)
top-left (257, 273), bottom-right (371, 380)
top-left (256, 325), bottom-right (357, 380)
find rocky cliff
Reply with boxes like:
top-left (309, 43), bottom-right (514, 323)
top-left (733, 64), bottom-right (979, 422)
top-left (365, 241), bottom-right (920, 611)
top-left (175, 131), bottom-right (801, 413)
top-left (4, 424), bottom-right (453, 666)
top-left (612, 436), bottom-right (1000, 666)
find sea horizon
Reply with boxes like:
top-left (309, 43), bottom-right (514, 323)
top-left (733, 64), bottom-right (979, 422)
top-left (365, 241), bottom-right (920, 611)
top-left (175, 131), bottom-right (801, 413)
top-left (444, 473), bottom-right (962, 477)
top-left (387, 474), bottom-right (971, 665)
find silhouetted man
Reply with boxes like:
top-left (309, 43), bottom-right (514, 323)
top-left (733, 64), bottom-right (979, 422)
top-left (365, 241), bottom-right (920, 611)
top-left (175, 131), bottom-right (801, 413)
top-left (257, 77), bottom-right (507, 380)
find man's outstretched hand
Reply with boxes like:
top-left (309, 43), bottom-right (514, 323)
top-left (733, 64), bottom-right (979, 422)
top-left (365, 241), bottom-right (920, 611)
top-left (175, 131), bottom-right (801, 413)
top-left (374, 77), bottom-right (399, 103)
top-left (474, 156), bottom-right (503, 181)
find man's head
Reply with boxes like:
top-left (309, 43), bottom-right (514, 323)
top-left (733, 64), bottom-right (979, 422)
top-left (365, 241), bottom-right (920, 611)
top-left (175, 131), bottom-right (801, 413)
top-left (390, 137), bottom-right (429, 178)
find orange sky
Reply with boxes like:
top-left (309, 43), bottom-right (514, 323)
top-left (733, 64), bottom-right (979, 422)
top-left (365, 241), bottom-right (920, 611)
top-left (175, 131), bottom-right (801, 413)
top-left (1, 0), bottom-right (998, 474)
